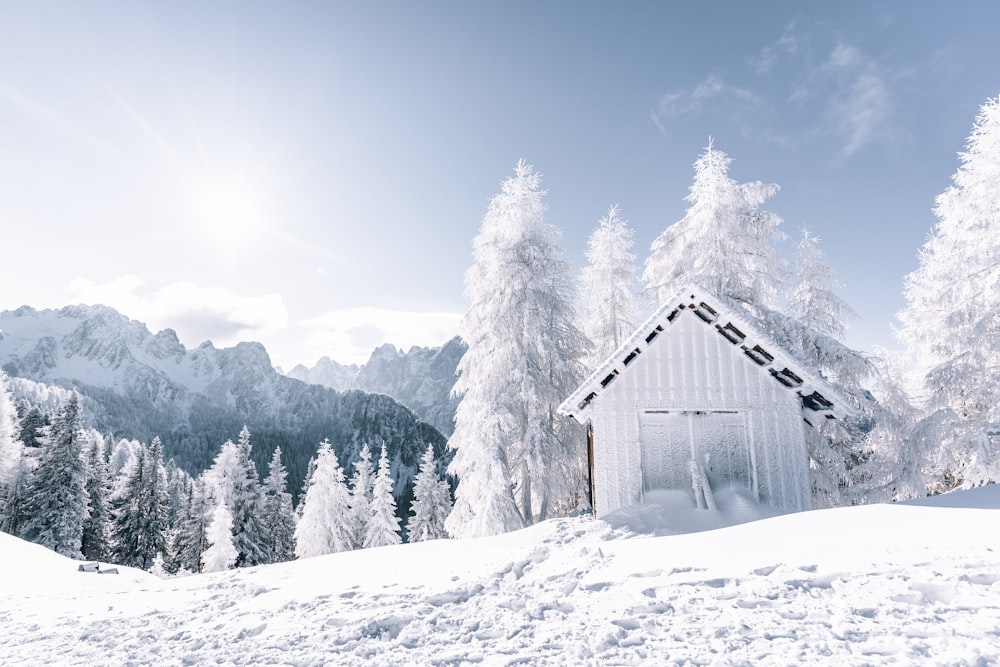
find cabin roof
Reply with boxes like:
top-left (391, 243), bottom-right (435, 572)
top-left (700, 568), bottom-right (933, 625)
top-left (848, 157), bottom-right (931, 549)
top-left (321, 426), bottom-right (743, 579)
top-left (559, 284), bottom-right (858, 424)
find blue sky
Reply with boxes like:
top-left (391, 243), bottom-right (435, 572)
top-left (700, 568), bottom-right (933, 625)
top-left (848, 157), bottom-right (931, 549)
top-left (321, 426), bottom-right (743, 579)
top-left (1, 1), bottom-right (997, 367)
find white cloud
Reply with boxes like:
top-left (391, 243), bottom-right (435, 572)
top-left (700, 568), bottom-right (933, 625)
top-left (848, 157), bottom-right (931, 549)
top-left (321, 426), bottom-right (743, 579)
top-left (822, 43), bottom-right (893, 157)
top-left (651, 74), bottom-right (761, 133)
top-left (747, 22), bottom-right (800, 75)
top-left (295, 307), bottom-right (463, 367)
top-left (68, 276), bottom-right (288, 349)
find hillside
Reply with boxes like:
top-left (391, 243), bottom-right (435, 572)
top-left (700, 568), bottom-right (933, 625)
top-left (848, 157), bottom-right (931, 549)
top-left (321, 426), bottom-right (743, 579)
top-left (2, 487), bottom-right (998, 665)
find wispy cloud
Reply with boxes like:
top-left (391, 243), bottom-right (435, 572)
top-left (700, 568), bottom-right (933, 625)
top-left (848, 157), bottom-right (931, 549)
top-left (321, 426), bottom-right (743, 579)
top-left (747, 22), bottom-right (801, 75)
top-left (651, 74), bottom-right (761, 134)
top-left (68, 276), bottom-right (289, 349)
top-left (814, 42), bottom-right (893, 157)
top-left (669, 21), bottom-right (899, 158)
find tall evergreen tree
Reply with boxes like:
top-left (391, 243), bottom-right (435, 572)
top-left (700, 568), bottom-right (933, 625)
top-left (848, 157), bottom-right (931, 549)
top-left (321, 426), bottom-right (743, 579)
top-left (18, 394), bottom-right (89, 558)
top-left (17, 405), bottom-right (49, 456)
top-left (580, 205), bottom-right (640, 368)
top-left (898, 94), bottom-right (1000, 489)
top-left (0, 373), bottom-right (26, 535)
top-left (294, 440), bottom-right (353, 558)
top-left (408, 444), bottom-right (452, 542)
top-left (346, 443), bottom-right (374, 549)
top-left (230, 427), bottom-right (268, 567)
top-left (363, 446), bottom-right (401, 548)
top-left (168, 478), bottom-right (212, 574)
top-left (643, 139), bottom-right (784, 313)
top-left (0, 371), bottom-right (22, 491)
top-left (81, 434), bottom-right (110, 561)
top-left (108, 437), bottom-right (170, 569)
top-left (261, 446), bottom-right (296, 563)
top-left (446, 160), bottom-right (589, 539)
top-left (789, 228), bottom-right (855, 341)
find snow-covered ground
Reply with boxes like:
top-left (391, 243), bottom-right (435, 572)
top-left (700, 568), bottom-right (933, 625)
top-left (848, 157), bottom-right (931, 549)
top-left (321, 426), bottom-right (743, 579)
top-left (3, 487), bottom-right (1000, 666)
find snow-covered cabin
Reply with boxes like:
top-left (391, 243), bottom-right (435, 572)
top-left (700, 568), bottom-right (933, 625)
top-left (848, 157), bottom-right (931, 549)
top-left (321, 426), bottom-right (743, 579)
top-left (559, 285), bottom-right (856, 517)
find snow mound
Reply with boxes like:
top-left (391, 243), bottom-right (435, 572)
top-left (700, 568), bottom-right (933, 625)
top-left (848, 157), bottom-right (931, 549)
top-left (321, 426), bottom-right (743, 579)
top-left (604, 487), bottom-right (783, 536)
top-left (0, 531), bottom-right (159, 596)
top-left (903, 483), bottom-right (1000, 509)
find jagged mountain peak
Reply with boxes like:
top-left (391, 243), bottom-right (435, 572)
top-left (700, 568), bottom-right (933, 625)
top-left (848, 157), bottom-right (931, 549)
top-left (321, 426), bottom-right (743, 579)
top-left (290, 335), bottom-right (465, 436)
top-left (0, 303), bottom-right (449, 512)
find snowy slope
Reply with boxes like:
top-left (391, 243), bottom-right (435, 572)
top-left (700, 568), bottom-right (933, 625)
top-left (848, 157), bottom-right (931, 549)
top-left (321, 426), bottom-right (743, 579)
top-left (3, 488), bottom-right (999, 665)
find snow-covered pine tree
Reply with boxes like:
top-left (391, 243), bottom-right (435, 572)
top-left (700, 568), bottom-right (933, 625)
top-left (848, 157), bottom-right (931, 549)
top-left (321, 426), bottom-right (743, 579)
top-left (408, 444), bottom-right (452, 542)
top-left (346, 443), bottom-right (374, 549)
top-left (164, 459), bottom-right (193, 530)
top-left (230, 426), bottom-right (268, 567)
top-left (201, 503), bottom-right (237, 573)
top-left (0, 372), bottom-right (26, 535)
top-left (780, 227), bottom-right (869, 505)
top-left (81, 433), bottom-right (110, 561)
top-left (168, 477), bottom-right (212, 574)
top-left (446, 160), bottom-right (589, 538)
top-left (295, 455), bottom-right (318, 520)
top-left (643, 139), bottom-right (785, 314)
top-left (294, 439), bottom-right (353, 558)
top-left (363, 446), bottom-right (401, 548)
top-left (17, 405), bottom-right (48, 457)
top-left (17, 394), bottom-right (89, 558)
top-left (580, 205), bottom-right (640, 368)
top-left (261, 446), bottom-right (296, 563)
top-left (108, 437), bottom-right (170, 570)
top-left (860, 350), bottom-right (926, 501)
top-left (0, 371), bottom-right (22, 492)
top-left (789, 228), bottom-right (855, 341)
top-left (898, 94), bottom-right (1000, 490)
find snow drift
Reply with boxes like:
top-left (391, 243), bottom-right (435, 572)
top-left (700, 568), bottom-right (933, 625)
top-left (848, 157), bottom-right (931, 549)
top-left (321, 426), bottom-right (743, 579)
top-left (2, 488), bottom-right (999, 665)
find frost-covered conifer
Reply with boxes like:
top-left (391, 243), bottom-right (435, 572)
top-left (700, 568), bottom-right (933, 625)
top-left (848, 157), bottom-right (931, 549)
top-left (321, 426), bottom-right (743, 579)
top-left (108, 437), bottom-right (170, 569)
top-left (363, 446), bottom-right (401, 548)
top-left (294, 440), bottom-right (353, 558)
top-left (81, 434), bottom-right (110, 561)
top-left (789, 228), bottom-right (855, 340)
top-left (18, 394), bottom-right (89, 558)
top-left (408, 444), bottom-right (452, 542)
top-left (0, 373), bottom-right (27, 534)
top-left (201, 503), bottom-right (237, 573)
top-left (447, 161), bottom-right (589, 538)
top-left (230, 427), bottom-right (268, 567)
top-left (347, 443), bottom-right (374, 549)
top-left (169, 478), bottom-right (212, 573)
top-left (580, 205), bottom-right (640, 368)
top-left (261, 447), bottom-right (296, 563)
top-left (898, 94), bottom-right (1000, 489)
top-left (0, 372), bottom-right (23, 491)
top-left (771, 229), bottom-right (921, 505)
top-left (643, 140), bottom-right (784, 313)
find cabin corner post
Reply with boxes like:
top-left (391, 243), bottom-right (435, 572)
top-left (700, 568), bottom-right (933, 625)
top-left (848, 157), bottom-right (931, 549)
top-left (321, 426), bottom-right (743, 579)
top-left (587, 422), bottom-right (596, 515)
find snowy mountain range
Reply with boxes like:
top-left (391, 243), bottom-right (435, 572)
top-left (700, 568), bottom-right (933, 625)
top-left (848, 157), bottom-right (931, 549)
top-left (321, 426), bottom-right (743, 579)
top-left (0, 304), bottom-right (448, 509)
top-left (286, 337), bottom-right (465, 436)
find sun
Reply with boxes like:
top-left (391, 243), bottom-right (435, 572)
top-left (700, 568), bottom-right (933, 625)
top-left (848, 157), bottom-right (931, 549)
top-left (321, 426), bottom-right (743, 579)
top-left (191, 178), bottom-right (266, 243)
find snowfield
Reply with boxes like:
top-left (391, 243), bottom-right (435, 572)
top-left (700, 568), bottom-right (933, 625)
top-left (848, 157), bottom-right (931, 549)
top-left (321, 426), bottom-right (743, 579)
top-left (3, 488), bottom-right (1000, 666)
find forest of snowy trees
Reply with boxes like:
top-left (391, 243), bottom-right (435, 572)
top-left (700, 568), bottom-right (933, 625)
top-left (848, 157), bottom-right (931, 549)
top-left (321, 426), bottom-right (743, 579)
top-left (0, 94), bottom-right (998, 565)
top-left (0, 383), bottom-right (452, 572)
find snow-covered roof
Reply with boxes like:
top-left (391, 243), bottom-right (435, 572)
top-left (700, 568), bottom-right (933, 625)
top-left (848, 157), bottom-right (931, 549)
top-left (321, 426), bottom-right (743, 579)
top-left (560, 284), bottom-right (858, 424)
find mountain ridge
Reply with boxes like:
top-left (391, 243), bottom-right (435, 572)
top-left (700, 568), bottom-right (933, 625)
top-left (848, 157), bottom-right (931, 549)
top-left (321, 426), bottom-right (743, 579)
top-left (0, 304), bottom-right (449, 513)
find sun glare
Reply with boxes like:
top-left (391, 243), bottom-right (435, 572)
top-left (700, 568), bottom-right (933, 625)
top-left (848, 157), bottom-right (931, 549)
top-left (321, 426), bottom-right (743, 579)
top-left (192, 179), bottom-right (265, 243)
